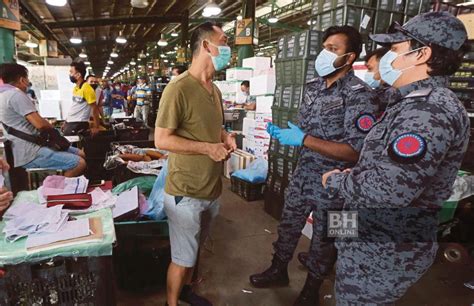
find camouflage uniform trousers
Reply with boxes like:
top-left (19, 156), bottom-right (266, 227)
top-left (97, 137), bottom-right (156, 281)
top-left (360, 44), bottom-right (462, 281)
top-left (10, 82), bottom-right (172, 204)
top-left (272, 175), bottom-right (344, 278)
top-left (334, 241), bottom-right (438, 305)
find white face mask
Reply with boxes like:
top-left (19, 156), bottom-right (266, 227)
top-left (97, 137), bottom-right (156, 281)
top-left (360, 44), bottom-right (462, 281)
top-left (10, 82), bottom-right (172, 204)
top-left (379, 47), bottom-right (426, 86)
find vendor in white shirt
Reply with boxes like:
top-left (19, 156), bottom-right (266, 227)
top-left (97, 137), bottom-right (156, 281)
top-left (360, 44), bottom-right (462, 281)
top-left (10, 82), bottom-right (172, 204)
top-left (240, 81), bottom-right (256, 110)
top-left (63, 62), bottom-right (101, 136)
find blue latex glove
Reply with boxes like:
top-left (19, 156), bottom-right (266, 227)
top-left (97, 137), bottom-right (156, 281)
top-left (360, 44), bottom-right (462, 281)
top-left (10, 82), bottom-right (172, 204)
top-left (275, 122), bottom-right (306, 146)
top-left (266, 122), bottom-right (281, 138)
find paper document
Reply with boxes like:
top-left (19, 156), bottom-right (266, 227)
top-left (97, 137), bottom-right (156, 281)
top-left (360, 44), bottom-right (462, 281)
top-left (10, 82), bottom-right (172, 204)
top-left (0, 173), bottom-right (4, 188)
top-left (112, 186), bottom-right (139, 218)
top-left (26, 218), bottom-right (90, 249)
top-left (64, 136), bottom-right (81, 143)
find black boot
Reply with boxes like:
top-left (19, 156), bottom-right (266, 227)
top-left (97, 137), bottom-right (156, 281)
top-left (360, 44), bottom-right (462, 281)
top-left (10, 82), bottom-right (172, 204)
top-left (179, 285), bottom-right (212, 306)
top-left (297, 252), bottom-right (309, 269)
top-left (249, 255), bottom-right (289, 288)
top-left (293, 274), bottom-right (323, 306)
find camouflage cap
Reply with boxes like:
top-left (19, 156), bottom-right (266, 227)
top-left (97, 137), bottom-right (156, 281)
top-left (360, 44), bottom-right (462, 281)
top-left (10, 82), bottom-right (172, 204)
top-left (370, 11), bottom-right (467, 51)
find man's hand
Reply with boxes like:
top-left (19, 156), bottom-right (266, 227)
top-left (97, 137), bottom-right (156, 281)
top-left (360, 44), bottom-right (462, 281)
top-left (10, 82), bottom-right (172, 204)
top-left (0, 160), bottom-right (10, 173)
top-left (207, 143), bottom-right (231, 162)
top-left (223, 132), bottom-right (237, 151)
top-left (275, 122), bottom-right (305, 147)
top-left (322, 169), bottom-right (342, 188)
top-left (90, 127), bottom-right (100, 137)
top-left (0, 187), bottom-right (13, 213)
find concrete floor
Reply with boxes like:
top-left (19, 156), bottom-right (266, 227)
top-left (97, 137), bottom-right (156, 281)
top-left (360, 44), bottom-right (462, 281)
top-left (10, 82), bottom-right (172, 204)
top-left (118, 179), bottom-right (474, 306)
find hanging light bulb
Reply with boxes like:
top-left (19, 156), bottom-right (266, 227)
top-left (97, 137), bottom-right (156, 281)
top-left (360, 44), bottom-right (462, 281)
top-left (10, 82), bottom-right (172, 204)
top-left (139, 51), bottom-right (146, 59)
top-left (84, 61), bottom-right (91, 65)
top-left (25, 35), bottom-right (38, 48)
top-left (157, 34), bottom-right (168, 47)
top-left (268, 16), bottom-right (279, 24)
top-left (237, 15), bottom-right (243, 21)
top-left (202, 0), bottom-right (221, 16)
top-left (70, 31), bottom-right (82, 44)
top-left (79, 49), bottom-right (88, 58)
top-left (130, 0), bottom-right (149, 9)
top-left (116, 31), bottom-right (127, 44)
top-left (46, 0), bottom-right (67, 6)
top-left (171, 32), bottom-right (179, 37)
top-left (130, 59), bottom-right (137, 65)
top-left (107, 60), bottom-right (114, 65)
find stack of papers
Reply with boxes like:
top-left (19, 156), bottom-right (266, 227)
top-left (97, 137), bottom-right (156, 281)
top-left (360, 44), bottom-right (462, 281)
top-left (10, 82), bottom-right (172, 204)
top-left (112, 186), bottom-right (139, 219)
top-left (38, 175), bottom-right (89, 203)
top-left (2, 203), bottom-right (68, 242)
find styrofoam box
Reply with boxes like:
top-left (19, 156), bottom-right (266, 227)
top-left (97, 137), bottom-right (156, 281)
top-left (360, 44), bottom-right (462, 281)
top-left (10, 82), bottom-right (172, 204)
top-left (253, 68), bottom-right (275, 77)
top-left (246, 111), bottom-right (256, 119)
top-left (222, 91), bottom-right (247, 104)
top-left (226, 68), bottom-right (253, 81)
top-left (256, 95), bottom-right (274, 113)
top-left (243, 118), bottom-right (256, 137)
top-left (250, 74), bottom-right (276, 96)
top-left (243, 57), bottom-right (272, 71)
top-left (255, 113), bottom-right (272, 123)
top-left (214, 80), bottom-right (241, 94)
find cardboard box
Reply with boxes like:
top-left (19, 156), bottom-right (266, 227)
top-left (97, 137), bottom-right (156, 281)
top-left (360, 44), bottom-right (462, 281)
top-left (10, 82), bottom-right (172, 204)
top-left (226, 67), bottom-right (253, 81)
top-left (243, 118), bottom-right (256, 137)
top-left (256, 95), bottom-right (274, 113)
top-left (243, 57), bottom-right (272, 71)
top-left (250, 74), bottom-right (276, 96)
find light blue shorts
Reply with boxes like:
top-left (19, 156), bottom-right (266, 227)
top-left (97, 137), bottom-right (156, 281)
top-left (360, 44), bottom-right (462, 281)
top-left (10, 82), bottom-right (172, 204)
top-left (163, 192), bottom-right (219, 268)
top-left (24, 146), bottom-right (81, 170)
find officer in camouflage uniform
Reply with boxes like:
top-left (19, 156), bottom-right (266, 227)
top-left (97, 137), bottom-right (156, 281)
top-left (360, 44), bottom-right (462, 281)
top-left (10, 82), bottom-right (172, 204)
top-left (249, 26), bottom-right (379, 306)
top-left (323, 11), bottom-right (470, 305)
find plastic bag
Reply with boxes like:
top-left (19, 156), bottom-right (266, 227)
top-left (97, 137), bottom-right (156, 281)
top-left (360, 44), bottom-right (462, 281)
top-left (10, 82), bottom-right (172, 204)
top-left (143, 160), bottom-right (168, 220)
top-left (231, 158), bottom-right (268, 184)
top-left (112, 176), bottom-right (157, 197)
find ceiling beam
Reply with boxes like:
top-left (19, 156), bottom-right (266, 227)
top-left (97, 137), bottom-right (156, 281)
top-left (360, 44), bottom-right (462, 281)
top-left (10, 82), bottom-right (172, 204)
top-left (45, 15), bottom-right (234, 29)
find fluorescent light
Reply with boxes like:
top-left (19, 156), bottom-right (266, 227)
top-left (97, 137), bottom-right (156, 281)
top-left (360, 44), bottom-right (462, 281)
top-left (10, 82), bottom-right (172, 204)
top-left (25, 35), bottom-right (38, 48)
top-left (158, 34), bottom-right (168, 47)
top-left (171, 32), bottom-right (179, 37)
top-left (107, 60), bottom-right (114, 64)
top-left (46, 0), bottom-right (67, 6)
top-left (203, 0), bottom-right (221, 16)
top-left (116, 31), bottom-right (127, 44)
top-left (164, 59), bottom-right (169, 63)
top-left (110, 50), bottom-right (119, 58)
top-left (131, 0), bottom-right (149, 8)
top-left (268, 16), bottom-right (279, 23)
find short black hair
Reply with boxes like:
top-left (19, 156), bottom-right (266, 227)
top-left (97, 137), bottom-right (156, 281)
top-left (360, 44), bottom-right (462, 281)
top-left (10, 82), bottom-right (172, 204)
top-left (190, 21), bottom-right (223, 56)
top-left (364, 47), bottom-right (389, 62)
top-left (70, 61), bottom-right (87, 78)
top-left (241, 81), bottom-right (250, 87)
top-left (86, 74), bottom-right (96, 81)
top-left (172, 65), bottom-right (187, 75)
top-left (323, 25), bottom-right (363, 60)
top-left (410, 40), bottom-right (471, 76)
top-left (0, 63), bottom-right (28, 84)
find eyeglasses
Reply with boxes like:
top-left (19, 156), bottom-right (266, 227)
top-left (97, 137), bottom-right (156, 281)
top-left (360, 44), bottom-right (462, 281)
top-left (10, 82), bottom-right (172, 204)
top-left (388, 21), bottom-right (428, 47)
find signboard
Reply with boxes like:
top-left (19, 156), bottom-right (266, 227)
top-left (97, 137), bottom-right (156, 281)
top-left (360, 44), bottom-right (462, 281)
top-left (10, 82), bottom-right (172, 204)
top-left (39, 40), bottom-right (48, 57)
top-left (0, 0), bottom-right (20, 31)
top-left (235, 18), bottom-right (253, 45)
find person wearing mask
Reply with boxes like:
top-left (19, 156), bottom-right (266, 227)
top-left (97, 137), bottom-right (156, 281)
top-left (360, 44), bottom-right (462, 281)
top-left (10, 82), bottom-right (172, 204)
top-left (250, 26), bottom-right (378, 305)
top-left (63, 61), bottom-right (101, 136)
top-left (127, 81), bottom-right (137, 116)
top-left (133, 76), bottom-right (152, 127)
top-left (111, 82), bottom-right (127, 115)
top-left (322, 12), bottom-right (470, 305)
top-left (86, 75), bottom-right (102, 105)
top-left (240, 80), bottom-right (256, 110)
top-left (0, 63), bottom-right (86, 177)
top-left (100, 79), bottom-right (112, 118)
top-left (155, 22), bottom-right (236, 306)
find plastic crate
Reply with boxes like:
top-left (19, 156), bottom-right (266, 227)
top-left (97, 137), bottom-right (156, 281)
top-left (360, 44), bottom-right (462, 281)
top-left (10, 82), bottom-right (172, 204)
top-left (276, 36), bottom-right (286, 60)
top-left (311, 6), bottom-right (376, 35)
top-left (311, 0), bottom-right (373, 15)
top-left (272, 106), bottom-right (299, 129)
top-left (114, 220), bottom-right (170, 291)
top-left (0, 256), bottom-right (115, 305)
top-left (115, 127), bottom-right (150, 141)
top-left (296, 30), bottom-right (324, 58)
top-left (407, 0), bottom-right (432, 16)
top-left (230, 176), bottom-right (265, 201)
top-left (373, 10), bottom-right (404, 34)
top-left (82, 130), bottom-right (117, 159)
top-left (376, 0), bottom-right (404, 11)
top-left (293, 58), bottom-right (317, 85)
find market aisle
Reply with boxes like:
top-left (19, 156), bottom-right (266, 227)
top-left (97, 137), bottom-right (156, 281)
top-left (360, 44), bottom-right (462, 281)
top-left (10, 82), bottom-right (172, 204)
top-left (117, 179), bottom-right (474, 306)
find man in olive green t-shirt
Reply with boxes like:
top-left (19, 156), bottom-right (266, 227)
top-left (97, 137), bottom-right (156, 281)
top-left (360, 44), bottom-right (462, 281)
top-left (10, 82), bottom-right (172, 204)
top-left (155, 22), bottom-right (236, 306)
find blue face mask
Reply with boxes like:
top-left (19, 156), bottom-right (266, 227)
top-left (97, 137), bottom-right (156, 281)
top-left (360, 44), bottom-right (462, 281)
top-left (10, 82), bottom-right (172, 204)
top-left (315, 49), bottom-right (350, 77)
top-left (207, 41), bottom-right (231, 71)
top-left (364, 72), bottom-right (380, 89)
top-left (379, 47), bottom-right (425, 86)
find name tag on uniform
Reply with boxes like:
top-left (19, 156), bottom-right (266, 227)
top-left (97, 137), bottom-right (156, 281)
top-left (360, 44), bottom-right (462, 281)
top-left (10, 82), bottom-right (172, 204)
top-left (322, 98), bottom-right (344, 111)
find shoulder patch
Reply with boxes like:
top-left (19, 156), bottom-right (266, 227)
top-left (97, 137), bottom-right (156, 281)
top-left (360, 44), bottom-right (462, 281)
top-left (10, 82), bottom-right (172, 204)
top-left (355, 113), bottom-right (376, 133)
top-left (404, 88), bottom-right (432, 99)
top-left (388, 133), bottom-right (427, 163)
